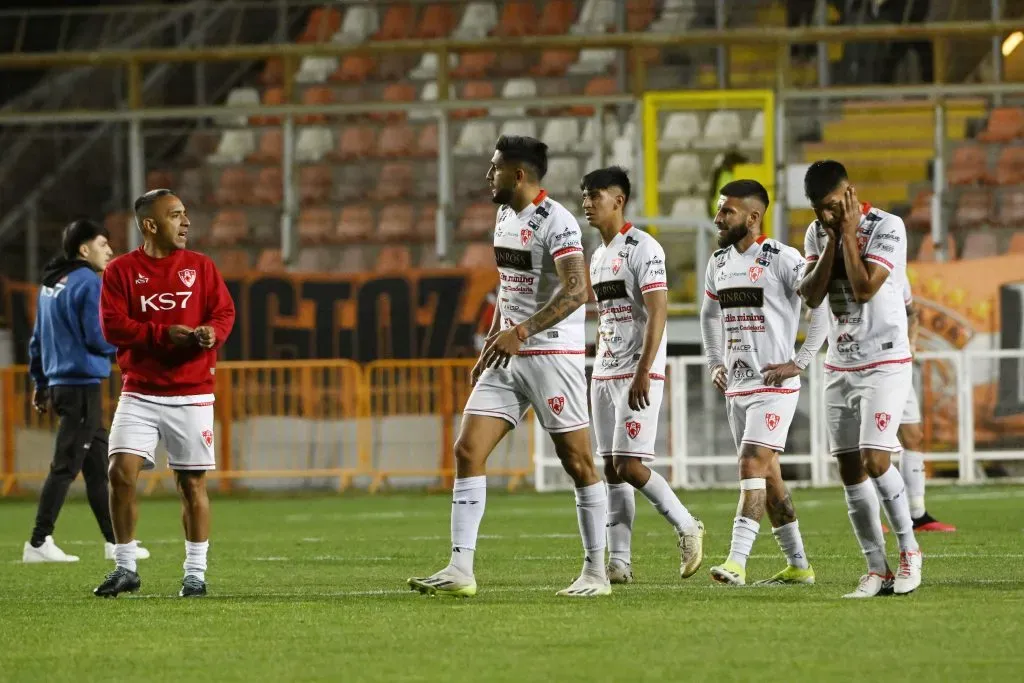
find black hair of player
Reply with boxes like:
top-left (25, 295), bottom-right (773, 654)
top-left (133, 188), bottom-right (176, 222)
top-left (580, 166), bottom-right (631, 204)
top-left (719, 179), bottom-right (770, 210)
top-left (494, 135), bottom-right (548, 181)
top-left (61, 219), bottom-right (109, 261)
top-left (803, 160), bottom-right (848, 204)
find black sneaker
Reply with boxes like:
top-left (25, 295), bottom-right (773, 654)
top-left (179, 575), bottom-right (207, 597)
top-left (93, 567), bottom-right (141, 598)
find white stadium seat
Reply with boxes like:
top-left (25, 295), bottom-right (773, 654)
top-left (296, 126), bottom-right (334, 163)
top-left (658, 112), bottom-right (701, 151)
top-left (695, 110), bottom-right (743, 150)
top-left (541, 117), bottom-right (580, 153)
top-left (658, 153), bottom-right (702, 193)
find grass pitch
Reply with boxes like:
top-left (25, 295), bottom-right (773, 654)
top-left (1, 486), bottom-right (1022, 682)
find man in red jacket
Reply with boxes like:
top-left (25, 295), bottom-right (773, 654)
top-left (94, 189), bottom-right (235, 598)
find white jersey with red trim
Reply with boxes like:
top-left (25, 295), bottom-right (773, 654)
top-left (703, 236), bottom-right (807, 396)
top-left (903, 276), bottom-right (913, 307)
top-left (493, 190), bottom-right (586, 353)
top-left (590, 224), bottom-right (668, 379)
top-left (803, 205), bottom-right (911, 371)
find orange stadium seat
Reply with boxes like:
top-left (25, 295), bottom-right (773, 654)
top-left (496, 1), bottom-right (538, 36)
top-left (335, 204), bottom-right (375, 242)
top-left (538, 0), bottom-right (576, 34)
top-left (260, 58), bottom-right (284, 86)
top-left (377, 204), bottom-right (416, 241)
top-left (298, 207), bottom-right (335, 245)
top-left (330, 55), bottom-right (376, 83)
top-left (452, 51), bottom-right (498, 79)
top-left (300, 6), bottom-right (342, 43)
top-left (336, 165), bottom-right (372, 202)
top-left (947, 144), bottom-right (989, 185)
top-left (146, 169), bottom-right (175, 190)
top-left (627, 0), bottom-right (658, 31)
top-left (372, 83), bottom-right (418, 122)
top-left (571, 77), bottom-right (618, 116)
top-left (257, 249), bottom-right (285, 271)
top-left (961, 231), bottom-right (998, 259)
top-left (298, 86), bottom-right (335, 124)
top-left (299, 165), bottom-right (334, 205)
top-left (251, 87), bottom-right (285, 126)
top-left (953, 190), bottom-right (992, 229)
top-left (915, 235), bottom-right (956, 262)
top-left (993, 146), bottom-right (1024, 185)
top-left (253, 167), bottom-right (283, 205)
top-left (415, 4), bottom-right (457, 38)
top-left (995, 190), bottom-right (1024, 227)
top-left (415, 123), bottom-right (439, 157)
top-left (459, 242), bottom-right (496, 269)
top-left (1009, 230), bottom-right (1024, 253)
top-left (370, 162), bottom-right (415, 200)
top-left (532, 49), bottom-right (578, 77)
top-left (978, 107), bottom-right (1024, 143)
top-left (907, 190), bottom-right (932, 232)
top-left (453, 81), bottom-right (495, 119)
top-left (457, 202), bottom-right (496, 240)
top-left (248, 129), bottom-right (284, 164)
top-left (376, 123), bottom-right (416, 158)
top-left (376, 4), bottom-right (416, 40)
top-left (215, 249), bottom-right (252, 273)
top-left (210, 210), bottom-right (249, 246)
top-left (415, 203), bottom-right (438, 240)
top-left (375, 245), bottom-right (413, 271)
top-left (214, 168), bottom-right (252, 206)
top-left (330, 125), bottom-right (376, 161)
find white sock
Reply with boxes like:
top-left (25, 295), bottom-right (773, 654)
top-left (114, 541), bottom-right (137, 573)
top-left (638, 469), bottom-right (697, 534)
top-left (575, 482), bottom-right (608, 579)
top-left (900, 449), bottom-right (927, 518)
top-left (184, 540), bottom-right (209, 581)
top-left (727, 517), bottom-right (760, 569)
top-left (772, 521), bottom-right (809, 570)
top-left (844, 480), bottom-right (889, 573)
top-left (606, 483), bottom-right (635, 565)
top-left (449, 475), bottom-right (486, 575)
top-left (872, 465), bottom-right (920, 554)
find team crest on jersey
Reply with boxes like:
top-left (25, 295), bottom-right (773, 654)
top-left (201, 429), bottom-right (214, 448)
top-left (875, 412), bottom-right (891, 431)
top-left (765, 413), bottom-right (781, 431)
top-left (625, 420), bottom-right (641, 439)
top-left (857, 234), bottom-right (869, 252)
top-left (611, 257), bottom-right (622, 275)
top-left (748, 266), bottom-right (764, 283)
top-left (178, 269), bottom-right (196, 288)
top-left (520, 229), bottom-right (532, 247)
top-left (547, 396), bottom-right (565, 415)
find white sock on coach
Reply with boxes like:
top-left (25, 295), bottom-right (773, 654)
top-left (872, 465), bottom-right (920, 554)
top-left (606, 483), bottom-right (635, 565)
top-left (575, 482), bottom-right (608, 578)
top-left (844, 479), bottom-right (889, 573)
top-left (638, 469), bottom-right (697, 534)
top-left (727, 517), bottom-right (760, 569)
top-left (449, 475), bottom-right (486, 576)
top-left (899, 450), bottom-right (927, 518)
top-left (184, 540), bottom-right (209, 582)
top-left (772, 521), bottom-right (810, 570)
top-left (114, 541), bottom-right (138, 573)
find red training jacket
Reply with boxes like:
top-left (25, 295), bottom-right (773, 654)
top-left (100, 247), bottom-right (235, 396)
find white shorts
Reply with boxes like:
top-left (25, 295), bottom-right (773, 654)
top-left (591, 377), bottom-right (664, 460)
top-left (464, 352), bottom-right (589, 433)
top-left (108, 394), bottom-right (217, 471)
top-left (726, 389), bottom-right (799, 452)
top-left (825, 360), bottom-right (912, 456)
top-left (901, 385), bottom-right (921, 425)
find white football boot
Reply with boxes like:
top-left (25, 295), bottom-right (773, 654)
top-left (893, 550), bottom-right (923, 595)
top-left (679, 520), bottom-right (705, 579)
top-left (557, 572), bottom-right (612, 597)
top-left (842, 571), bottom-right (895, 599)
top-left (408, 565), bottom-right (477, 597)
top-left (22, 536), bottom-right (79, 563)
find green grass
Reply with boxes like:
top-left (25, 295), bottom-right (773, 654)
top-left (1, 486), bottom-right (1023, 682)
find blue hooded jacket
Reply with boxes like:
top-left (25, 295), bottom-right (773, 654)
top-left (28, 258), bottom-right (117, 389)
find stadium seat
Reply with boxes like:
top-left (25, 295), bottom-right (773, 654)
top-left (215, 249), bottom-right (252, 273)
top-left (299, 165), bottom-right (334, 205)
top-left (953, 190), bottom-right (992, 229)
top-left (907, 190), bottom-right (932, 232)
top-left (372, 83), bottom-right (418, 122)
top-left (499, 119), bottom-right (538, 139)
top-left (457, 202), bottom-right (497, 239)
top-left (216, 87), bottom-right (259, 127)
top-left (658, 112), bottom-right (701, 150)
top-left (415, 203), bottom-right (438, 240)
top-left (960, 231), bottom-right (998, 259)
top-left (214, 168), bottom-right (252, 206)
top-left (146, 170), bottom-right (175, 191)
top-left (377, 204), bottom-right (416, 241)
top-left (370, 162), bottom-right (414, 201)
top-left (296, 56), bottom-right (338, 84)
top-left (452, 2), bottom-right (499, 39)
top-left (375, 4), bottom-right (416, 40)
top-left (914, 235), bottom-right (956, 262)
top-left (741, 111), bottom-right (764, 151)
top-left (568, 48), bottom-right (617, 76)
top-left (453, 81), bottom-right (495, 119)
top-left (492, 78), bottom-right (537, 117)
top-left (298, 207), bottom-right (335, 245)
top-left (977, 107), bottom-right (1024, 143)
top-left (337, 247), bottom-right (370, 272)
top-left (531, 49), bottom-right (579, 77)
top-left (257, 249), bottom-right (285, 271)
top-left (452, 51), bottom-right (497, 78)
top-left (298, 86), bottom-right (334, 125)
top-left (414, 4), bottom-right (457, 38)
top-left (103, 211), bottom-right (134, 249)
top-left (948, 144), bottom-right (990, 185)
top-left (248, 129), bottom-right (284, 164)
top-left (176, 169), bottom-right (204, 207)
top-left (329, 125), bottom-right (375, 161)
top-left (571, 0), bottom-right (616, 34)
top-left (253, 167), bottom-right (284, 206)
top-left (610, 135), bottom-right (634, 170)
top-left (410, 82), bottom-right (456, 121)
top-left (375, 245), bottom-right (413, 271)
top-left (415, 123), bottom-right (439, 157)
top-left (627, 0), bottom-right (657, 31)
top-left (260, 58), bottom-right (285, 87)
top-left (210, 210), bottom-right (249, 246)
top-left (496, 1), bottom-right (537, 36)
top-left (251, 87), bottom-right (285, 126)
top-left (454, 120), bottom-right (498, 156)
top-left (336, 165), bottom-right (372, 203)
top-left (695, 110), bottom-right (743, 150)
top-left (408, 52), bottom-right (459, 80)
top-left (416, 161), bottom-right (440, 199)
top-left (459, 242), bottom-right (497, 268)
top-left (1009, 230), bottom-right (1024, 253)
top-left (297, 247), bottom-right (336, 272)
top-left (376, 123), bottom-right (416, 158)
top-left (335, 205), bottom-right (375, 242)
top-left (544, 158), bottom-right (581, 196)
top-left (671, 196), bottom-right (709, 220)
top-left (207, 130), bottom-right (256, 164)
top-left (993, 146), bottom-right (1024, 185)
top-left (330, 54), bottom-right (376, 83)
top-left (570, 77), bottom-right (617, 116)
top-left (658, 154), bottom-right (702, 193)
top-left (335, 5), bottom-right (379, 43)
top-left (296, 125), bottom-right (334, 163)
top-left (300, 6), bottom-right (342, 43)
top-left (581, 113), bottom-right (621, 147)
top-left (996, 190), bottom-right (1024, 227)
top-left (418, 247), bottom-right (445, 269)
top-left (537, 0), bottom-right (576, 35)
top-left (542, 117), bottom-right (581, 153)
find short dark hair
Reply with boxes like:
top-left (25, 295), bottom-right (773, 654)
top-left (580, 166), bottom-right (631, 204)
top-left (133, 188), bottom-right (175, 222)
top-left (804, 160), bottom-right (848, 204)
top-left (719, 179), bottom-right (770, 210)
top-left (495, 135), bottom-right (548, 180)
top-left (61, 219), bottom-right (109, 260)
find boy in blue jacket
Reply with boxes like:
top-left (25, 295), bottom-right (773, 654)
top-left (23, 220), bottom-right (150, 563)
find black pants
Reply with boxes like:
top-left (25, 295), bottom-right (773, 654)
top-left (31, 385), bottom-right (115, 544)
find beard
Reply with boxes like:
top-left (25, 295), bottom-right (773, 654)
top-left (716, 223), bottom-right (748, 249)
top-left (491, 186), bottom-right (514, 206)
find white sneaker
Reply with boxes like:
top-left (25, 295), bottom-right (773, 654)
top-left (679, 520), bottom-right (705, 579)
top-left (104, 542), bottom-right (151, 561)
top-left (894, 550), bottom-right (923, 595)
top-left (407, 565), bottom-right (477, 597)
top-left (22, 536), bottom-right (79, 563)
top-left (607, 558), bottom-right (633, 584)
top-left (556, 572), bottom-right (611, 597)
top-left (842, 571), bottom-right (895, 599)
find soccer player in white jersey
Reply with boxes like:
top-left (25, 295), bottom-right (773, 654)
top-left (581, 166), bottom-right (705, 584)
top-left (700, 179), bottom-right (827, 587)
top-left (408, 136), bottom-right (610, 598)
top-left (798, 160), bottom-right (923, 597)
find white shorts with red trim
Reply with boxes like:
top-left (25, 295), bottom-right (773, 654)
top-left (464, 352), bottom-right (589, 433)
top-left (824, 359), bottom-right (912, 455)
top-left (590, 375), bottom-right (664, 460)
top-left (108, 394), bottom-right (217, 471)
top-left (901, 383), bottom-right (921, 425)
top-left (726, 388), bottom-right (799, 452)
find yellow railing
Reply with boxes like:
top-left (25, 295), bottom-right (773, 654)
top-left (0, 359), bottom-right (533, 496)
